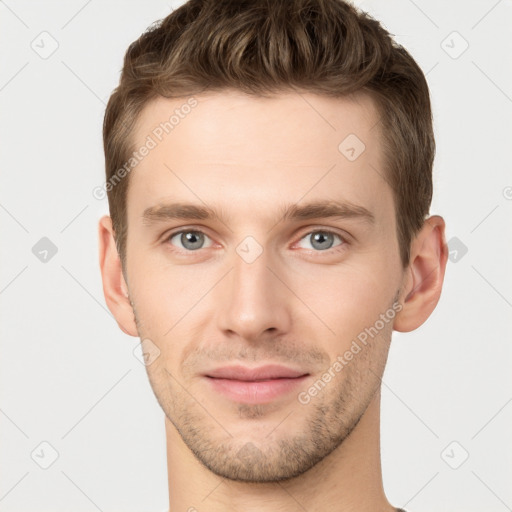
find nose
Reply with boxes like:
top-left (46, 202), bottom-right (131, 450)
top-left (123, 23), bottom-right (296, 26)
top-left (215, 243), bottom-right (292, 342)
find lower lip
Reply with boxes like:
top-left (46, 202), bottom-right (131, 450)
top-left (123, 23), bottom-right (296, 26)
top-left (205, 375), bottom-right (309, 404)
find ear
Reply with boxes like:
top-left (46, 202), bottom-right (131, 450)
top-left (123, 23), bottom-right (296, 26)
top-left (394, 215), bottom-right (448, 332)
top-left (98, 215), bottom-right (138, 337)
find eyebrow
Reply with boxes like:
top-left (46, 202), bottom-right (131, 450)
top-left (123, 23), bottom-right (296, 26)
top-left (142, 200), bottom-right (375, 226)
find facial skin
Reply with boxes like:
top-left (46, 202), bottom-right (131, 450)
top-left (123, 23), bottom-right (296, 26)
top-left (99, 90), bottom-right (448, 512)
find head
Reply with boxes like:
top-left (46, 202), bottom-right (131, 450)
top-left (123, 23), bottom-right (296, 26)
top-left (99, 0), bottom-right (447, 483)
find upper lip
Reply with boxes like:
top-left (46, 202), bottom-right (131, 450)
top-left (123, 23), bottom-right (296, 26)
top-left (204, 364), bottom-right (309, 381)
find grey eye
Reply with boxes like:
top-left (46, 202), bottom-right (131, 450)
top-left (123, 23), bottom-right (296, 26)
top-left (169, 230), bottom-right (212, 251)
top-left (298, 231), bottom-right (343, 251)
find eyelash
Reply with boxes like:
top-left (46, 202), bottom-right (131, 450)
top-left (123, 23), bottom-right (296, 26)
top-left (163, 228), bottom-right (349, 255)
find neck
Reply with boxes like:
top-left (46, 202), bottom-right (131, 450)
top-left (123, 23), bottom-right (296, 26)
top-left (165, 388), bottom-right (394, 512)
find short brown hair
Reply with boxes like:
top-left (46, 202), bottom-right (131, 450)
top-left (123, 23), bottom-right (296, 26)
top-left (103, 0), bottom-right (434, 269)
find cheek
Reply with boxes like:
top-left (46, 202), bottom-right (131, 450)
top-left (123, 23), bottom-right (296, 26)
top-left (301, 260), bottom-right (399, 342)
top-left (128, 234), bottom-right (401, 343)
top-left (127, 256), bottom-right (219, 348)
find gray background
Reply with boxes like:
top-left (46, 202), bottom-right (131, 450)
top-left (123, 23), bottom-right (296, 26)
top-left (1, 0), bottom-right (511, 511)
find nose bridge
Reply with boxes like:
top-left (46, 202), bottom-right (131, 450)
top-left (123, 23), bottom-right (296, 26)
top-left (215, 238), bottom-right (290, 339)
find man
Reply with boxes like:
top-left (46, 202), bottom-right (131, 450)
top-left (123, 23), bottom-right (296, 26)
top-left (98, 0), bottom-right (448, 510)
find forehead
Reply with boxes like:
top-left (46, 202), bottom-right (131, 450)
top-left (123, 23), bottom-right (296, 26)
top-left (133, 89), bottom-right (380, 158)
top-left (126, 89), bottom-right (391, 226)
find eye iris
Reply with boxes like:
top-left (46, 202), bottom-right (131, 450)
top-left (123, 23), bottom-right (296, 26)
top-left (311, 232), bottom-right (334, 250)
top-left (181, 231), bottom-right (204, 250)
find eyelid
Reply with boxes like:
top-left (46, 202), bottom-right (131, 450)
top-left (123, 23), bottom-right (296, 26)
top-left (295, 225), bottom-right (349, 239)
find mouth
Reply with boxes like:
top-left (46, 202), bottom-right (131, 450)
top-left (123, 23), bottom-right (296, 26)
top-left (203, 364), bottom-right (310, 404)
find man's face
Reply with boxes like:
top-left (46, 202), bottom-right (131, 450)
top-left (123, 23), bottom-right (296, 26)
top-left (124, 90), bottom-right (405, 482)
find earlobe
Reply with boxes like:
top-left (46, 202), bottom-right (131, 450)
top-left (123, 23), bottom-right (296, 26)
top-left (98, 215), bottom-right (138, 337)
top-left (394, 215), bottom-right (448, 333)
